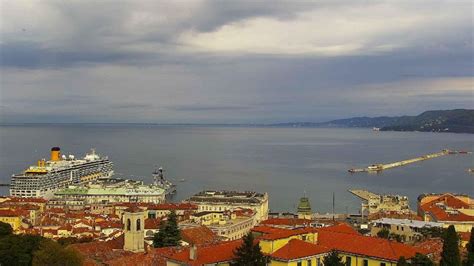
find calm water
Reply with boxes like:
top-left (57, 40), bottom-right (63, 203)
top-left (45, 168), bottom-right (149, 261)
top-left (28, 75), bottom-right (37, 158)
top-left (0, 125), bottom-right (473, 213)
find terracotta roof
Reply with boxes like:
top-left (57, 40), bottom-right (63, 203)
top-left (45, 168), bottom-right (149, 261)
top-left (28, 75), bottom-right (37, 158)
top-left (252, 225), bottom-right (291, 235)
top-left (5, 197), bottom-right (47, 203)
top-left (261, 218), bottom-right (312, 227)
top-left (317, 230), bottom-right (427, 261)
top-left (97, 220), bottom-right (123, 229)
top-left (0, 209), bottom-right (23, 217)
top-left (258, 226), bottom-right (318, 241)
top-left (168, 240), bottom-right (242, 265)
top-left (104, 247), bottom-right (179, 266)
top-left (181, 226), bottom-right (219, 246)
top-left (422, 194), bottom-right (470, 209)
top-left (413, 237), bottom-right (443, 263)
top-left (124, 205), bottom-right (144, 213)
top-left (421, 203), bottom-right (474, 222)
top-left (145, 218), bottom-right (162, 229)
top-left (271, 239), bottom-right (330, 260)
top-left (148, 203), bottom-right (197, 211)
top-left (318, 223), bottom-right (360, 235)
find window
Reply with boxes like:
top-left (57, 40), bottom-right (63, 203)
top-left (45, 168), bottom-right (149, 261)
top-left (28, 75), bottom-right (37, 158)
top-left (363, 259), bottom-right (368, 266)
top-left (317, 258), bottom-right (321, 266)
top-left (346, 256), bottom-right (352, 266)
top-left (137, 218), bottom-right (141, 231)
top-left (302, 235), bottom-right (307, 241)
top-left (297, 262), bottom-right (302, 266)
top-left (381, 263), bottom-right (386, 266)
top-left (308, 259), bottom-right (312, 266)
top-left (127, 219), bottom-right (131, 231)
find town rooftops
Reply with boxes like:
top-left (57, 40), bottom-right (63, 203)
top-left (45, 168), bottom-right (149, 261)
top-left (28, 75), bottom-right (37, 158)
top-left (188, 190), bottom-right (267, 204)
top-left (372, 218), bottom-right (443, 228)
top-left (419, 194), bottom-right (474, 222)
top-left (261, 218), bottom-right (313, 227)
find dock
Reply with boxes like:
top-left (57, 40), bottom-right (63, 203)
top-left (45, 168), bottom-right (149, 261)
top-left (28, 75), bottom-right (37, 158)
top-left (348, 149), bottom-right (471, 173)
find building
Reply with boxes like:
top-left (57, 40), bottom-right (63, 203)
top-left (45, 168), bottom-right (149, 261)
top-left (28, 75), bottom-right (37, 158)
top-left (0, 209), bottom-right (23, 231)
top-left (370, 218), bottom-right (443, 242)
top-left (183, 208), bottom-right (256, 241)
top-left (349, 190), bottom-right (411, 217)
top-left (187, 190), bottom-right (269, 223)
top-left (418, 193), bottom-right (474, 232)
top-left (297, 195), bottom-right (312, 220)
top-left (123, 206), bottom-right (145, 253)
top-left (254, 223), bottom-right (430, 266)
top-left (54, 179), bottom-right (166, 205)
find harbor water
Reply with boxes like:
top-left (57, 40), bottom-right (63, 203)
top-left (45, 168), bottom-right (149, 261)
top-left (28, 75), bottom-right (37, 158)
top-left (0, 124), bottom-right (472, 213)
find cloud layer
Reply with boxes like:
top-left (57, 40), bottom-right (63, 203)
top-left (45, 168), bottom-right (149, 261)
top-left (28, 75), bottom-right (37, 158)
top-left (1, 0), bottom-right (472, 123)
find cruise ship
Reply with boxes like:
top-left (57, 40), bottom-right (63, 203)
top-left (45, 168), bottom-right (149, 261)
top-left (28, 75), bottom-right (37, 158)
top-left (10, 147), bottom-right (113, 198)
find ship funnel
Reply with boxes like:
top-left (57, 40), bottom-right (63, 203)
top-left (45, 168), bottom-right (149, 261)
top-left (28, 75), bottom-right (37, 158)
top-left (51, 147), bottom-right (61, 161)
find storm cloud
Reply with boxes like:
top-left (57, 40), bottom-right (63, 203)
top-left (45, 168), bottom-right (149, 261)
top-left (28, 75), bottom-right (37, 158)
top-left (0, 0), bottom-right (472, 123)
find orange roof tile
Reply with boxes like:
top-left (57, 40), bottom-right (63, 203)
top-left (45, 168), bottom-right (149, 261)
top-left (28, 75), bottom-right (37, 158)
top-left (181, 226), bottom-right (219, 246)
top-left (261, 218), bottom-right (312, 227)
top-left (318, 230), bottom-right (427, 261)
top-left (271, 239), bottom-right (330, 260)
top-left (318, 223), bottom-right (360, 235)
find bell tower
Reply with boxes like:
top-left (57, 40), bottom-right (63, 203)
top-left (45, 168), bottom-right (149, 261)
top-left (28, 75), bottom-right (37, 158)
top-left (123, 206), bottom-right (145, 252)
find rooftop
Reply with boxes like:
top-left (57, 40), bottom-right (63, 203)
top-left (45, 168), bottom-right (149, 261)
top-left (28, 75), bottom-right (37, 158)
top-left (372, 218), bottom-right (443, 228)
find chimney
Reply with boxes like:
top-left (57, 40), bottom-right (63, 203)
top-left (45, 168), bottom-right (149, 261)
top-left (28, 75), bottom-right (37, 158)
top-left (50, 147), bottom-right (61, 161)
top-left (189, 244), bottom-right (197, 260)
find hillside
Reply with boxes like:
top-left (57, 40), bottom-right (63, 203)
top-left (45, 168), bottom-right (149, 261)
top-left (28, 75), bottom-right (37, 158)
top-left (271, 109), bottom-right (474, 133)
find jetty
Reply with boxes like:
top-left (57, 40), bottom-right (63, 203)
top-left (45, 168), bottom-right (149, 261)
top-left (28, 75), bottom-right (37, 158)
top-left (348, 149), bottom-right (471, 173)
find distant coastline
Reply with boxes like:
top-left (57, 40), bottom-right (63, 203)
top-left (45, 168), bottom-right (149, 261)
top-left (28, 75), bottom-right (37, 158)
top-left (2, 109), bottom-right (473, 134)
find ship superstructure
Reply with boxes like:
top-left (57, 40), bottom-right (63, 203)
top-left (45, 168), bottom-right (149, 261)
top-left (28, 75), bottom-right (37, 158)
top-left (10, 147), bottom-right (113, 198)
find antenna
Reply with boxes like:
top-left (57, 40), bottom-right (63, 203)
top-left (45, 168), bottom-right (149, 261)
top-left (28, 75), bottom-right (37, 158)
top-left (332, 192), bottom-right (335, 223)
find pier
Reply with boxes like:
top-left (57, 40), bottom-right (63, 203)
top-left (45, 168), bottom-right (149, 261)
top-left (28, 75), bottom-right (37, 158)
top-left (348, 149), bottom-right (471, 173)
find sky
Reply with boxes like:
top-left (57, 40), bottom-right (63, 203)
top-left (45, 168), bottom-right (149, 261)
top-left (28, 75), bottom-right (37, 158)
top-left (0, 0), bottom-right (473, 123)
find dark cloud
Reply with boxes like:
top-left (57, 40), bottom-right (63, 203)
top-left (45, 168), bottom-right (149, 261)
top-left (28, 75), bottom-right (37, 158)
top-left (0, 1), bottom-right (472, 123)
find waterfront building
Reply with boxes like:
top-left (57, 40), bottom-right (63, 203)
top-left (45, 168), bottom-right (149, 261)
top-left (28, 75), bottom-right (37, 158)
top-left (187, 190), bottom-right (269, 223)
top-left (54, 179), bottom-right (166, 205)
top-left (370, 218), bottom-right (443, 242)
top-left (349, 190), bottom-right (411, 217)
top-left (417, 193), bottom-right (474, 232)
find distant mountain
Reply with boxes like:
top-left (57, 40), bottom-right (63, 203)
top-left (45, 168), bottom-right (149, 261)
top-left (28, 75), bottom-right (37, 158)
top-left (271, 109), bottom-right (474, 133)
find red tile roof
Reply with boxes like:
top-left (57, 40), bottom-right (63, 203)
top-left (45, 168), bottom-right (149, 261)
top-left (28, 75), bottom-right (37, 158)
top-left (145, 218), bottom-right (162, 230)
top-left (168, 240), bottom-right (242, 265)
top-left (181, 226), bottom-right (219, 246)
top-left (104, 247), bottom-right (179, 266)
top-left (5, 197), bottom-right (47, 203)
top-left (271, 239), bottom-right (330, 260)
top-left (0, 209), bottom-right (23, 217)
top-left (413, 237), bottom-right (443, 263)
top-left (147, 203), bottom-right (197, 211)
top-left (318, 230), bottom-right (427, 261)
top-left (261, 218), bottom-right (312, 227)
top-left (318, 223), bottom-right (360, 235)
top-left (258, 227), bottom-right (318, 241)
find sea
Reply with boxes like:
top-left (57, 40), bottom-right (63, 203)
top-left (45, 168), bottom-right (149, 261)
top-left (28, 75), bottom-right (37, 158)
top-left (0, 124), bottom-right (472, 214)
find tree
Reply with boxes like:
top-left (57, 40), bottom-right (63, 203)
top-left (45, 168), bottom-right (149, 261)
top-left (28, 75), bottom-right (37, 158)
top-left (323, 249), bottom-right (344, 266)
top-left (0, 234), bottom-right (44, 266)
top-left (233, 233), bottom-right (267, 266)
top-left (411, 253), bottom-right (434, 266)
top-left (440, 225), bottom-right (461, 266)
top-left (377, 228), bottom-right (390, 239)
top-left (32, 239), bottom-right (82, 266)
top-left (397, 256), bottom-right (409, 266)
top-left (153, 210), bottom-right (181, 247)
top-left (0, 221), bottom-right (13, 237)
top-left (463, 227), bottom-right (474, 266)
